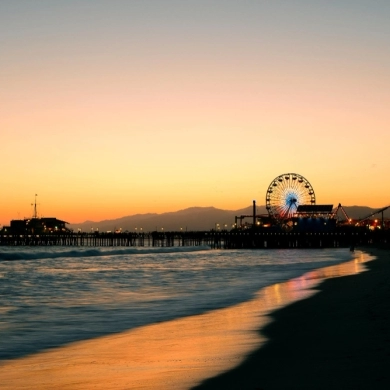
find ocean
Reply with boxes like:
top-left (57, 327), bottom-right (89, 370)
top-left (0, 246), bottom-right (371, 363)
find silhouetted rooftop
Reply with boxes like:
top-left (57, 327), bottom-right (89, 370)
top-left (296, 205), bottom-right (333, 213)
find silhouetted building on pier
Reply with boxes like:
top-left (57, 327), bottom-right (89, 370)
top-left (292, 204), bottom-right (336, 232)
top-left (2, 217), bottom-right (70, 234)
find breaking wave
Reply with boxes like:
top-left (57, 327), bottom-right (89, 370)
top-left (0, 245), bottom-right (211, 261)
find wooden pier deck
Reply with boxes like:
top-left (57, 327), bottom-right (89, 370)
top-left (0, 229), bottom-right (387, 249)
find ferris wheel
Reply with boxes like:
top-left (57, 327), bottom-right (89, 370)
top-left (266, 173), bottom-right (316, 221)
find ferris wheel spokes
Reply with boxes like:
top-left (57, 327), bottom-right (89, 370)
top-left (265, 173), bottom-right (316, 222)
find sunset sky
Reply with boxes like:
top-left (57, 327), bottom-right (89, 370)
top-left (1, 1), bottom-right (389, 225)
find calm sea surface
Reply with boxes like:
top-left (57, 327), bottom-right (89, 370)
top-left (0, 246), bottom-right (364, 361)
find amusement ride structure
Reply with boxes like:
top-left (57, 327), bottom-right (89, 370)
top-left (266, 172), bottom-right (316, 222)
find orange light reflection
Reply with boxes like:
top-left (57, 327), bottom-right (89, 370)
top-left (0, 252), bottom-right (373, 389)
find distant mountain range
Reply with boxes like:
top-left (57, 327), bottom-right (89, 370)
top-left (69, 205), bottom-right (390, 232)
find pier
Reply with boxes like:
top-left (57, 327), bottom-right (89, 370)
top-left (0, 228), bottom-right (388, 249)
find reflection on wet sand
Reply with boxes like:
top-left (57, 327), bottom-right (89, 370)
top-left (0, 252), bottom-right (371, 390)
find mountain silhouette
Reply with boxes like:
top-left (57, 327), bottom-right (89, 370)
top-left (69, 204), bottom-right (390, 233)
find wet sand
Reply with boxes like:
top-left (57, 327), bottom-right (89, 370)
top-left (194, 248), bottom-right (390, 389)
top-left (0, 250), bottom-right (377, 389)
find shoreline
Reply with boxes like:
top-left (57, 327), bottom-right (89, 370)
top-left (193, 248), bottom-right (390, 389)
top-left (0, 250), bottom-right (374, 389)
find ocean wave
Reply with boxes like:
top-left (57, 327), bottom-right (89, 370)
top-left (0, 245), bottom-right (211, 261)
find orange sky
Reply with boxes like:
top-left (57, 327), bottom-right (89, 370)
top-left (1, 1), bottom-right (390, 225)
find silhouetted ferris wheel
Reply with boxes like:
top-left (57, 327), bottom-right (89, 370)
top-left (266, 173), bottom-right (315, 221)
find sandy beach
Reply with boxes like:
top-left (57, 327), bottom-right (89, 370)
top-left (0, 249), bottom-right (382, 389)
top-left (0, 258), bottom-right (323, 390)
top-left (194, 248), bottom-right (390, 389)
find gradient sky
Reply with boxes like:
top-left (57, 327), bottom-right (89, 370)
top-left (1, 0), bottom-right (389, 225)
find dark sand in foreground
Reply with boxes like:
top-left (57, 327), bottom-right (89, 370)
top-left (194, 248), bottom-right (390, 390)
top-left (1, 249), bottom-right (388, 389)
